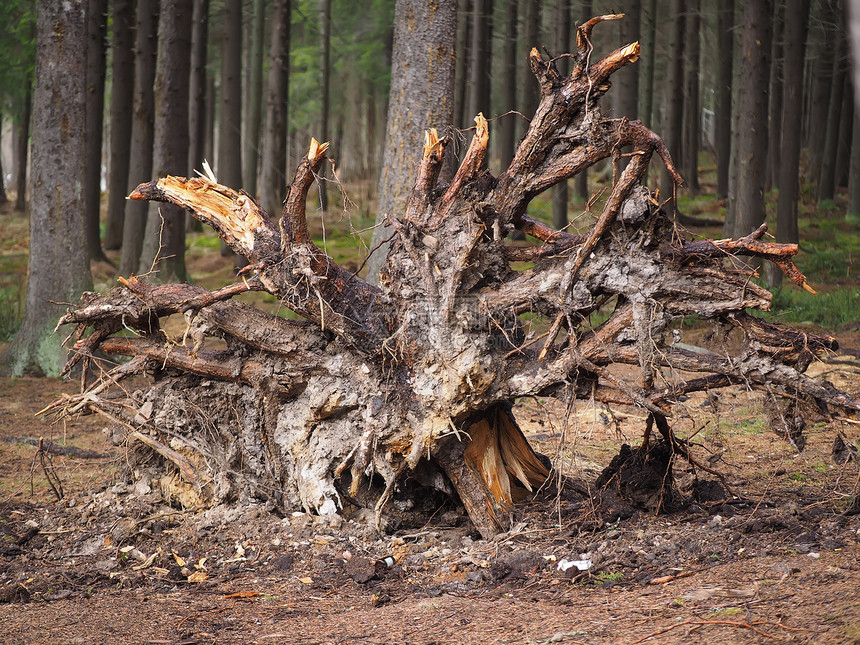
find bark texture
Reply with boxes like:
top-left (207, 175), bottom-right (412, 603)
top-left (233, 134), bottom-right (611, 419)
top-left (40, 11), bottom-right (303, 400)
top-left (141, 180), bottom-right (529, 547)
top-left (3, 0), bottom-right (92, 376)
top-left (52, 16), bottom-right (860, 539)
top-left (365, 0), bottom-right (457, 284)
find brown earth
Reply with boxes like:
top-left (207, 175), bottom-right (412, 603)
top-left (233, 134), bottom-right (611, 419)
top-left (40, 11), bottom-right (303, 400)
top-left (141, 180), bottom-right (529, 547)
top-left (1, 198), bottom-right (860, 644)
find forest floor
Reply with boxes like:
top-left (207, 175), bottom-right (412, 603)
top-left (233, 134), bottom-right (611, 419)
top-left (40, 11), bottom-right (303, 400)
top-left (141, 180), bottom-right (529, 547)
top-left (1, 181), bottom-right (860, 644)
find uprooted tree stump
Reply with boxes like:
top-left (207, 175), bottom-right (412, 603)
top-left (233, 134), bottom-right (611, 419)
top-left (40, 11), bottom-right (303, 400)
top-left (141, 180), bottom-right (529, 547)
top-left (49, 16), bottom-right (860, 538)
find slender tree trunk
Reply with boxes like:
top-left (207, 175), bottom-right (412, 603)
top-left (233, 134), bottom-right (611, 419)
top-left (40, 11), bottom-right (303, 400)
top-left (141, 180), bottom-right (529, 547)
top-left (104, 0), bottom-right (135, 250)
top-left (14, 85), bottom-right (31, 212)
top-left (836, 77), bottom-right (853, 188)
top-left (186, 0), bottom-right (209, 233)
top-left (499, 0), bottom-right (518, 171)
top-left (0, 115), bottom-right (7, 204)
top-left (733, 0), bottom-right (773, 242)
top-left (188, 0), bottom-right (209, 175)
top-left (217, 0), bottom-right (243, 260)
top-left (850, 108), bottom-right (860, 216)
top-left (469, 0), bottom-right (492, 119)
top-left (640, 0), bottom-right (657, 129)
top-left (724, 0), bottom-right (743, 235)
top-left (715, 0), bottom-right (734, 198)
top-left (138, 0), bottom-right (192, 281)
top-left (260, 0), bottom-right (291, 220)
top-left (364, 0), bottom-right (457, 284)
top-left (521, 0), bottom-right (542, 127)
top-left (84, 0), bottom-right (108, 262)
top-left (660, 0), bottom-right (686, 213)
top-left (2, 0), bottom-right (92, 377)
top-left (551, 0), bottom-right (571, 230)
top-left (807, 0), bottom-right (839, 179)
top-left (242, 0), bottom-right (265, 199)
top-left (454, 0), bottom-right (472, 130)
top-left (765, 0), bottom-right (783, 193)
top-left (119, 0), bottom-right (158, 279)
top-left (774, 0), bottom-right (810, 280)
top-left (573, 0), bottom-right (592, 202)
top-left (818, 29), bottom-right (847, 202)
top-left (205, 76), bottom-right (216, 163)
top-left (318, 0), bottom-right (331, 212)
top-left (682, 0), bottom-right (701, 192)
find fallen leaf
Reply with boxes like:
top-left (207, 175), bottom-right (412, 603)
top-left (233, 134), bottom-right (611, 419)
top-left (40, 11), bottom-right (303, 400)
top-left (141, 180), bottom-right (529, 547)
top-left (297, 577), bottom-right (313, 584)
top-left (187, 571), bottom-right (209, 583)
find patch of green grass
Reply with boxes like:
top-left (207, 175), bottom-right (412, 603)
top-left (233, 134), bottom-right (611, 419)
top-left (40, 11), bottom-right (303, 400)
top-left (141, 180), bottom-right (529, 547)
top-left (768, 287), bottom-right (860, 328)
top-left (593, 571), bottom-right (624, 584)
top-left (0, 285), bottom-right (24, 342)
top-left (789, 472), bottom-right (809, 482)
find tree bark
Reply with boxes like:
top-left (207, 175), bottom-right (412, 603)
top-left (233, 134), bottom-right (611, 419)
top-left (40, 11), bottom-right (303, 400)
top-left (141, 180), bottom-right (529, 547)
top-left (765, 0), bottom-right (784, 194)
top-left (682, 0), bottom-right (700, 192)
top-left (551, 0), bottom-right (571, 230)
top-left (835, 76), bottom-right (853, 188)
top-left (364, 0), bottom-right (457, 284)
top-left (317, 0), bottom-right (331, 212)
top-left (732, 0), bottom-right (772, 242)
top-left (498, 0), bottom-right (518, 171)
top-left (260, 0), bottom-right (292, 220)
top-left (104, 0), bottom-right (135, 251)
top-left (187, 0), bottom-right (209, 185)
top-left (138, 0), bottom-right (192, 281)
top-left (453, 0), bottom-right (472, 130)
top-left (84, 0), bottom-right (108, 262)
top-left (807, 0), bottom-right (839, 179)
top-left (53, 15), bottom-right (860, 541)
top-left (772, 0), bottom-right (810, 287)
top-left (216, 0), bottom-right (243, 261)
top-left (639, 0), bottom-right (657, 129)
top-left (818, 26), bottom-right (847, 203)
top-left (573, 0), bottom-right (592, 202)
top-left (13, 85), bottom-right (31, 212)
top-left (119, 0), bottom-right (158, 279)
top-left (468, 0), bottom-right (492, 119)
top-left (715, 0), bottom-right (734, 199)
top-left (243, 0), bottom-right (265, 200)
top-left (660, 0), bottom-right (685, 213)
top-left (2, 0), bottom-right (92, 377)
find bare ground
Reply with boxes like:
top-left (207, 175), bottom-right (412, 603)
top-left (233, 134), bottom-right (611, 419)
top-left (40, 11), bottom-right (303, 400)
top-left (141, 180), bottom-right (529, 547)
top-left (1, 359), bottom-right (859, 644)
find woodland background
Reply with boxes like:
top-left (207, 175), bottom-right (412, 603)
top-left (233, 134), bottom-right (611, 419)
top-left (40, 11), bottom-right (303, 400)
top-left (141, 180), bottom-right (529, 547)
top-left (0, 0), bottom-right (859, 373)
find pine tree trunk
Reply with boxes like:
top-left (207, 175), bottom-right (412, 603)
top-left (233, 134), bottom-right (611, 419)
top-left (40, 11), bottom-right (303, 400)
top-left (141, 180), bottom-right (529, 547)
top-left (773, 0), bottom-right (811, 287)
top-left (364, 0), bottom-right (457, 284)
top-left (260, 0), bottom-right (292, 220)
top-left (639, 0), bottom-right (657, 129)
top-left (454, 0), bottom-right (472, 131)
top-left (499, 0), bottom-right (518, 171)
top-left (715, 0), bottom-right (734, 199)
top-left (119, 0), bottom-right (158, 279)
top-left (835, 77), bottom-right (853, 188)
top-left (765, 0), bottom-right (783, 194)
top-left (807, 0), bottom-right (839, 179)
top-left (84, 0), bottom-right (108, 262)
top-left (551, 0), bottom-right (571, 230)
top-left (14, 86), bottom-right (31, 212)
top-left (242, 0), bottom-right (265, 200)
top-left (682, 0), bottom-right (700, 193)
top-left (818, 28), bottom-right (847, 203)
top-left (188, 0), bottom-right (209, 180)
top-left (2, 0), bottom-right (92, 377)
top-left (318, 0), bottom-right (331, 212)
top-left (660, 0), bottom-right (685, 212)
top-left (573, 0), bottom-right (592, 202)
top-left (216, 0), bottom-right (243, 261)
top-left (139, 0), bottom-right (192, 282)
top-left (733, 0), bottom-right (773, 241)
top-left (104, 0), bottom-right (135, 251)
top-left (469, 0), bottom-right (492, 119)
